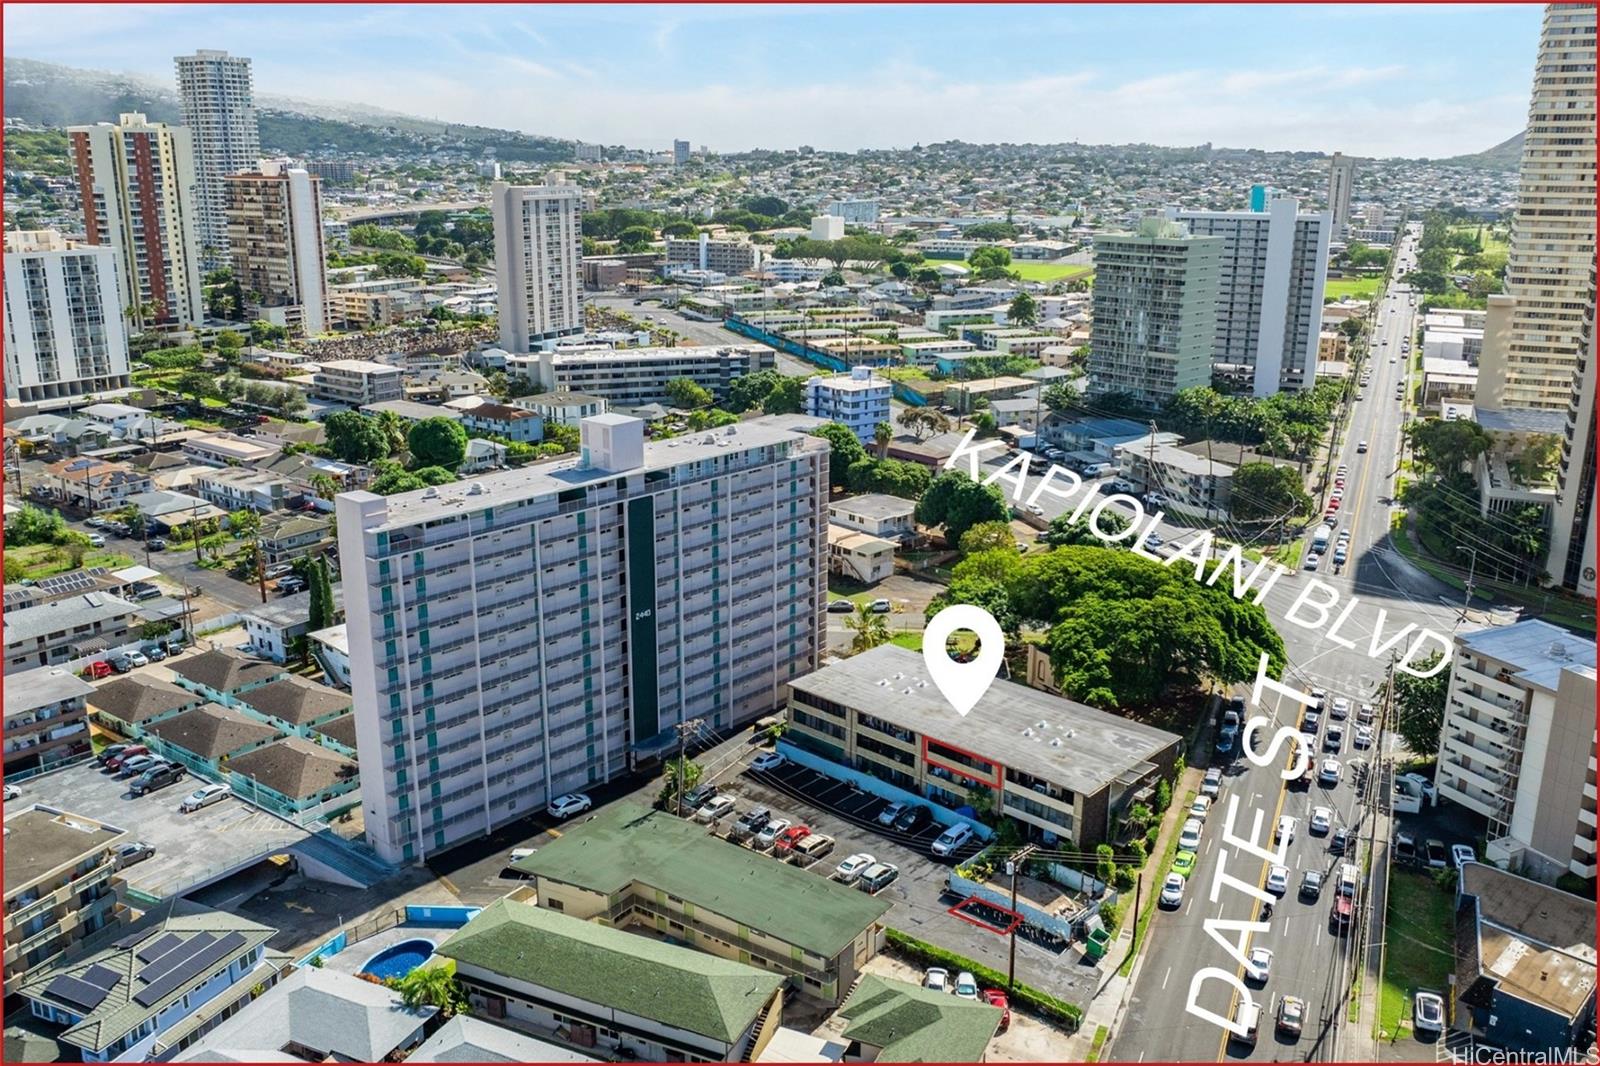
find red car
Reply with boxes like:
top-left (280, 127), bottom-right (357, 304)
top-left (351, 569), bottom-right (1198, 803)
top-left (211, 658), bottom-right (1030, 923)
top-left (1332, 894), bottom-right (1353, 931)
top-left (83, 660), bottom-right (114, 680)
top-left (105, 745), bottom-right (149, 770)
top-left (1327, 497), bottom-right (1341, 511)
top-left (773, 825), bottom-right (811, 856)
top-left (982, 989), bottom-right (1011, 1031)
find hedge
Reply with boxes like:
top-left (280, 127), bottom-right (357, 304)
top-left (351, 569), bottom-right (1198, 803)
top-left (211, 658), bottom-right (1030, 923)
top-left (883, 928), bottom-right (1083, 1030)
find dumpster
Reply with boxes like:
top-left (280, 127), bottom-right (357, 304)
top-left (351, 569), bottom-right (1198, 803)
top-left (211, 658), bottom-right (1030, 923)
top-left (1084, 927), bottom-right (1112, 961)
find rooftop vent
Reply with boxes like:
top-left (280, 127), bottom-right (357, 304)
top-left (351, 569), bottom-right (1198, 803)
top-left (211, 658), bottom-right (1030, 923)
top-left (877, 679), bottom-right (890, 687)
top-left (1548, 642), bottom-right (1570, 660)
top-left (466, 481), bottom-right (485, 496)
top-left (1022, 728), bottom-right (1034, 737)
top-left (422, 487), bottom-right (439, 499)
top-left (1050, 738), bottom-right (1062, 747)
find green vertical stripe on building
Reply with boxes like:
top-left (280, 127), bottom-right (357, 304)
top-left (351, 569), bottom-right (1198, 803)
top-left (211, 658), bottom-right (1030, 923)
top-left (626, 496), bottom-right (659, 742)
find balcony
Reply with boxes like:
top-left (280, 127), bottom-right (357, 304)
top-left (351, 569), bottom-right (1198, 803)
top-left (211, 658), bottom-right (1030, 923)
top-left (1448, 689), bottom-right (1525, 730)
top-left (1445, 733), bottom-right (1510, 771)
top-left (15, 920), bottom-right (64, 956)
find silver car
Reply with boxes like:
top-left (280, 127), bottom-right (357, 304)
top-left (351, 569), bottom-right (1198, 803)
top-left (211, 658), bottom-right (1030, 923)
top-left (180, 783), bottom-right (232, 812)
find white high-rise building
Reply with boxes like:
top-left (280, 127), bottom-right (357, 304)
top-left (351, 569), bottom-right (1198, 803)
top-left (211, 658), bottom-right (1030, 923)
top-left (336, 415), bottom-right (828, 863)
top-left (1170, 192), bottom-right (1331, 396)
top-left (1088, 219), bottom-right (1222, 408)
top-left (2, 231), bottom-right (131, 410)
top-left (1545, 267), bottom-right (1596, 598)
top-left (1478, 4), bottom-right (1597, 413)
top-left (673, 139), bottom-right (691, 166)
top-left (225, 160), bottom-right (330, 335)
top-left (491, 181), bottom-right (585, 352)
top-left (175, 50), bottom-right (261, 268)
top-left (67, 113), bottom-right (206, 330)
top-left (1326, 152), bottom-right (1355, 234)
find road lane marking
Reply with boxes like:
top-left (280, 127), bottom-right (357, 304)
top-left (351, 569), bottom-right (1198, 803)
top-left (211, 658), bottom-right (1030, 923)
top-left (1163, 966), bottom-right (1172, 990)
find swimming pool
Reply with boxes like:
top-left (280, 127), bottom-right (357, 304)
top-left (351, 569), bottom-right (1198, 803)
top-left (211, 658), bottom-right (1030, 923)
top-left (359, 938), bottom-right (435, 981)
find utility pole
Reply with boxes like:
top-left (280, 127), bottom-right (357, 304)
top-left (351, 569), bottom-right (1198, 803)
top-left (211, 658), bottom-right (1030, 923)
top-left (1006, 844), bottom-right (1038, 992)
top-left (255, 530), bottom-right (268, 605)
top-left (1454, 545), bottom-right (1479, 623)
top-left (191, 500), bottom-right (205, 565)
top-left (674, 717), bottom-right (705, 818)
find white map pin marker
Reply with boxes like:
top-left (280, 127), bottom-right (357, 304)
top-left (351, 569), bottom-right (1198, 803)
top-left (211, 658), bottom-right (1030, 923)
top-left (922, 604), bottom-right (1005, 718)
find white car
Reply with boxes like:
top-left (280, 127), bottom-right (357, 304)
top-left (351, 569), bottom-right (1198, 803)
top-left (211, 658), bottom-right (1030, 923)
top-left (755, 818), bottom-right (791, 850)
top-left (1160, 872), bottom-right (1185, 908)
top-left (1451, 844), bottom-right (1476, 869)
top-left (1201, 767), bottom-right (1222, 798)
top-left (179, 782), bottom-right (231, 812)
top-left (1025, 503), bottom-right (1045, 516)
top-left (953, 972), bottom-right (979, 1000)
top-left (1266, 865), bottom-right (1289, 896)
top-left (1178, 818), bottom-right (1203, 850)
top-left (3, 784), bottom-right (19, 801)
top-left (1413, 991), bottom-right (1445, 1034)
top-left (923, 967), bottom-right (950, 993)
top-left (835, 853), bottom-right (876, 884)
top-left (1246, 946), bottom-right (1273, 982)
top-left (1309, 806), bottom-right (1333, 834)
top-left (750, 751), bottom-right (787, 773)
top-left (546, 792), bottom-right (593, 819)
top-left (1330, 697), bottom-right (1350, 719)
top-left (1275, 816), bottom-right (1295, 846)
top-left (931, 822), bottom-right (976, 858)
top-left (1354, 725), bottom-right (1374, 749)
top-left (1188, 796), bottom-right (1211, 821)
top-left (126, 651), bottom-right (149, 668)
top-left (1320, 758), bottom-right (1342, 786)
top-left (263, 563), bottom-right (294, 579)
top-left (1309, 687), bottom-right (1328, 710)
top-left (695, 795), bottom-right (737, 823)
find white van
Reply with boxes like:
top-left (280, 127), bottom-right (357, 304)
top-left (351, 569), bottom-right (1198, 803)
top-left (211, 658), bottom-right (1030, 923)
top-left (1080, 462), bottom-right (1109, 477)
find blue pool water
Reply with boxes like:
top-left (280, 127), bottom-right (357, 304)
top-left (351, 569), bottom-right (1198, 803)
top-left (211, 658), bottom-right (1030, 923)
top-left (360, 938), bottom-right (435, 981)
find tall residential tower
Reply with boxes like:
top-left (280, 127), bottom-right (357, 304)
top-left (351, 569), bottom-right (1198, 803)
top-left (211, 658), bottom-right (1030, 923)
top-left (175, 50), bottom-right (261, 267)
top-left (2, 231), bottom-right (131, 409)
top-left (225, 160), bottom-right (330, 335)
top-left (1326, 152), bottom-right (1355, 234)
top-left (67, 113), bottom-right (206, 329)
top-left (490, 181), bottom-right (585, 352)
top-left (336, 416), bottom-right (828, 863)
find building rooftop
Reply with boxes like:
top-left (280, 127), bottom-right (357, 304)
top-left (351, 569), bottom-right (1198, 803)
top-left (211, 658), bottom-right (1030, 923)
top-left (359, 419), bottom-right (820, 530)
top-left (835, 975), bottom-right (1001, 1063)
top-left (3, 593), bottom-right (138, 645)
top-left (437, 899), bottom-right (784, 1045)
top-left (259, 513), bottom-right (329, 542)
top-left (408, 1014), bottom-right (597, 1063)
top-left (1130, 441), bottom-right (1235, 477)
top-left (1475, 407), bottom-right (1568, 435)
top-left (226, 736), bottom-right (355, 802)
top-left (359, 399), bottom-right (461, 422)
top-left (310, 713), bottom-right (358, 750)
top-left (1457, 619), bottom-right (1596, 693)
top-left (169, 648), bottom-right (287, 695)
top-left (18, 903), bottom-right (277, 1054)
top-left (316, 359), bottom-right (403, 375)
top-left (513, 802), bottom-right (891, 957)
top-left (791, 644), bottom-right (1180, 797)
top-left (2, 805), bottom-right (124, 896)
top-left (1459, 863), bottom-right (1597, 1021)
top-left (4, 666), bottom-right (95, 715)
top-left (466, 403), bottom-right (540, 422)
top-left (172, 966), bottom-right (434, 1063)
top-left (144, 703), bottom-right (282, 761)
top-left (88, 675), bottom-right (203, 726)
top-left (827, 494), bottom-right (916, 521)
top-left (235, 676), bottom-right (352, 727)
top-left (520, 390), bottom-right (607, 407)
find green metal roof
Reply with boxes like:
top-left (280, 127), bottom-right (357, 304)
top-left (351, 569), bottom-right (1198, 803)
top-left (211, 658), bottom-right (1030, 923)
top-left (435, 899), bottom-right (783, 1044)
top-left (838, 975), bottom-right (1002, 1062)
top-left (512, 802), bottom-right (890, 958)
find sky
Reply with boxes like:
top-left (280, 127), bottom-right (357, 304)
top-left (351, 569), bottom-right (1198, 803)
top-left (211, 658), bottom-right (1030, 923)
top-left (4, 3), bottom-right (1542, 157)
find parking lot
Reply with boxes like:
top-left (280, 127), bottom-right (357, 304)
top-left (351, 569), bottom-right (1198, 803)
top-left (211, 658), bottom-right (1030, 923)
top-left (14, 759), bottom-right (311, 899)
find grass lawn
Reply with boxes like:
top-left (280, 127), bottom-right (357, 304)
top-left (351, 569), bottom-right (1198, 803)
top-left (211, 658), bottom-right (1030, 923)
top-left (1275, 538), bottom-right (1305, 570)
top-left (889, 631), bottom-right (923, 651)
top-left (1006, 261), bottom-right (1094, 283)
top-left (1325, 276), bottom-right (1382, 301)
top-left (1378, 870), bottom-right (1456, 1037)
top-left (1087, 1025), bottom-right (1108, 1062)
top-left (9, 543), bottom-right (135, 581)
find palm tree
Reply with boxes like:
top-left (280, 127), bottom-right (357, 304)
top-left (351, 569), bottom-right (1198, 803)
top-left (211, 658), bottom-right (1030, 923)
top-left (393, 963), bottom-right (464, 1017)
top-left (844, 603), bottom-right (891, 654)
top-left (873, 421), bottom-right (892, 459)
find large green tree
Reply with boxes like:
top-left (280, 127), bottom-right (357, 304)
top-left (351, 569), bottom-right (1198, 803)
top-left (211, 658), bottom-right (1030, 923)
top-left (665, 377), bottom-right (714, 410)
top-left (1404, 418), bottom-right (1491, 476)
top-left (407, 417), bottom-right (469, 471)
top-left (1041, 509), bottom-right (1130, 547)
top-left (843, 457), bottom-right (932, 498)
top-left (1230, 462), bottom-right (1311, 521)
top-left (915, 470), bottom-right (1009, 546)
top-left (1393, 653), bottom-right (1448, 757)
top-left (810, 423), bottom-right (869, 487)
top-left (324, 411), bottom-right (392, 464)
top-left (1008, 291), bottom-right (1038, 327)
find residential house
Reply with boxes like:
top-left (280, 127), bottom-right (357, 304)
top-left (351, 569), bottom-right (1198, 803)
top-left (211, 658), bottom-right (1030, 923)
top-left (142, 703), bottom-right (282, 776)
top-left (191, 468), bottom-right (295, 514)
top-left (459, 438), bottom-right (508, 474)
top-left (42, 459), bottom-right (153, 513)
top-left (250, 418), bottom-right (325, 451)
top-left (240, 583), bottom-right (343, 664)
top-left (3, 667), bottom-right (94, 774)
top-left (827, 525), bottom-right (896, 585)
top-left (510, 391), bottom-right (607, 428)
top-left (120, 491), bottom-right (227, 534)
top-left (437, 898), bottom-right (787, 1063)
top-left (87, 676), bottom-right (205, 737)
top-left (257, 513), bottom-right (332, 565)
top-left (358, 399), bottom-right (461, 425)
top-left (182, 433), bottom-right (282, 469)
top-left (409, 1014), bottom-right (597, 1063)
top-left (233, 676), bottom-right (351, 739)
top-left (168, 648), bottom-right (288, 708)
top-left (829, 975), bottom-right (1002, 1063)
top-left (223, 736), bottom-right (358, 817)
top-left (462, 403), bottom-right (544, 443)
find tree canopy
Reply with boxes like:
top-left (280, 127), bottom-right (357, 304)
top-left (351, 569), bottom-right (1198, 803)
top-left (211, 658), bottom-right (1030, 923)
top-left (1393, 653), bottom-right (1448, 758)
top-left (1230, 462), bottom-right (1311, 522)
top-left (810, 423), bottom-right (868, 486)
top-left (407, 417), bottom-right (469, 471)
top-left (914, 470), bottom-right (1009, 545)
top-left (665, 377), bottom-right (714, 410)
top-left (324, 411), bottom-right (392, 464)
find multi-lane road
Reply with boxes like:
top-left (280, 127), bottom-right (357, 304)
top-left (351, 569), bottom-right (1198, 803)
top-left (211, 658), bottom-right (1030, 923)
top-left (1103, 226), bottom-right (1477, 1062)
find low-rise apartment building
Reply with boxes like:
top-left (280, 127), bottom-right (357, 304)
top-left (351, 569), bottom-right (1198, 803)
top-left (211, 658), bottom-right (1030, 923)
top-left (512, 390), bottom-right (607, 427)
top-left (1435, 619), bottom-right (1597, 881)
top-left (827, 525), bottom-right (895, 585)
top-left (784, 644), bottom-right (1182, 848)
top-left (512, 802), bottom-right (891, 1005)
top-left (4, 593), bottom-right (139, 675)
top-left (43, 458), bottom-right (153, 513)
top-left (514, 345), bottom-right (775, 408)
top-left (4, 667), bottom-right (95, 774)
top-left (191, 467), bottom-right (294, 513)
top-left (310, 359), bottom-right (404, 406)
top-left (3, 806), bottom-right (126, 987)
top-left (1116, 441), bottom-right (1236, 520)
top-left (827, 494), bottom-right (917, 542)
top-left (664, 235), bottom-right (761, 275)
top-left (182, 432), bottom-right (282, 468)
top-left (804, 367), bottom-right (891, 443)
top-left (461, 402), bottom-right (545, 443)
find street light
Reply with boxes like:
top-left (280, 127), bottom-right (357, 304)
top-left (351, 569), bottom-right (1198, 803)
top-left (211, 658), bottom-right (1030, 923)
top-left (1454, 544), bottom-right (1479, 623)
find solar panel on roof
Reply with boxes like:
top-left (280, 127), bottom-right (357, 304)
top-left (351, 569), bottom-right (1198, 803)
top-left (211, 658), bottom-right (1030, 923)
top-left (112, 928), bottom-right (155, 950)
top-left (132, 933), bottom-right (247, 1008)
top-left (44, 975), bottom-right (111, 1012)
top-left (81, 964), bottom-right (121, 990)
top-left (135, 931), bottom-right (214, 984)
top-left (135, 932), bottom-right (184, 964)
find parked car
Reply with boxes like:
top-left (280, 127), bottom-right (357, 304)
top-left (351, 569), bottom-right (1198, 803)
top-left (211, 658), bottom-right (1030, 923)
top-left (1187, 796), bottom-right (1211, 821)
top-left (131, 763), bottom-right (186, 796)
top-left (546, 792), bottom-right (592, 819)
top-left (1331, 827), bottom-right (1351, 855)
top-left (982, 989), bottom-right (1010, 1031)
top-left (140, 643), bottom-right (168, 662)
top-left (877, 802), bottom-right (906, 828)
top-left (117, 755), bottom-right (166, 780)
top-left (749, 751), bottom-right (787, 773)
top-left (110, 655), bottom-right (135, 674)
top-left (1201, 767), bottom-right (1222, 798)
top-left (1330, 697), bottom-right (1350, 719)
top-left (773, 824), bottom-right (812, 857)
top-left (868, 599), bottom-right (891, 613)
top-left (87, 533), bottom-right (106, 547)
top-left (115, 841), bottom-right (156, 867)
top-left (1178, 818), bottom-right (1203, 850)
top-left (694, 795), bottom-right (737, 823)
top-left (826, 599), bottom-right (856, 614)
top-left (755, 818), bottom-right (792, 851)
top-left (1319, 758), bottom-right (1341, 786)
top-left (859, 862), bottom-right (899, 894)
top-left (931, 822), bottom-right (975, 858)
top-left (891, 804), bottom-right (933, 834)
top-left (1159, 872), bottom-right (1185, 908)
top-left (1451, 844), bottom-right (1476, 869)
top-left (1324, 724), bottom-right (1344, 751)
top-left (83, 660), bottom-right (115, 680)
top-left (3, 784), bottom-right (20, 801)
top-left (146, 537), bottom-right (168, 551)
top-left (179, 783), bottom-right (231, 812)
top-left (680, 782), bottom-right (718, 811)
top-left (732, 806), bottom-right (772, 839)
top-left (953, 972), bottom-right (979, 1001)
top-left (263, 563), bottom-right (295, 580)
top-left (923, 968), bottom-right (950, 993)
top-left (126, 650), bottom-right (149, 668)
top-left (791, 833), bottom-right (836, 864)
top-left (105, 745), bottom-right (150, 771)
top-left (1171, 850), bottom-right (1197, 878)
top-left (97, 743), bottom-right (132, 767)
top-left (1425, 839), bottom-right (1448, 869)
top-left (277, 577), bottom-right (307, 595)
top-left (1395, 830), bottom-right (1418, 865)
top-left (834, 853), bottom-right (877, 884)
top-left (1413, 992), bottom-right (1445, 1035)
